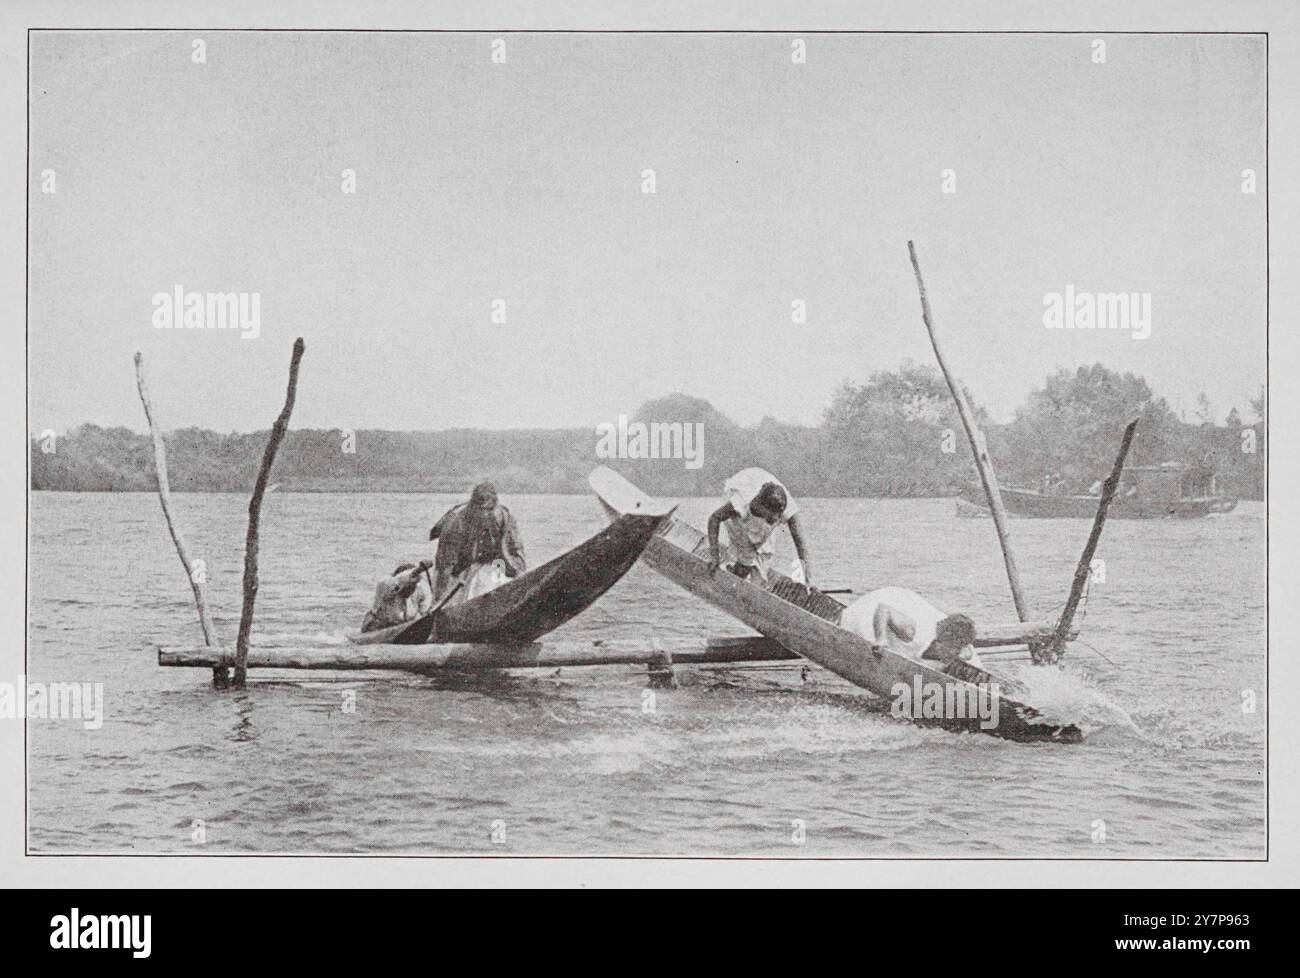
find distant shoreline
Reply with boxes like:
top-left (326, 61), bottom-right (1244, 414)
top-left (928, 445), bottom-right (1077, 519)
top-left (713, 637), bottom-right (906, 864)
top-left (29, 488), bottom-right (1267, 505)
top-left (29, 373), bottom-right (1266, 501)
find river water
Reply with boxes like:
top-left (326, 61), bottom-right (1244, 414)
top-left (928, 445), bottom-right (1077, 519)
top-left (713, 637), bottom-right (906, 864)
top-left (25, 491), bottom-right (1265, 856)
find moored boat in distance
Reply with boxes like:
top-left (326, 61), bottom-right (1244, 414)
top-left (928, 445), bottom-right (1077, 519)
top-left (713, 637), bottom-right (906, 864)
top-left (350, 509), bottom-right (671, 645)
top-left (958, 462), bottom-right (1237, 519)
top-left (589, 465), bottom-right (1082, 744)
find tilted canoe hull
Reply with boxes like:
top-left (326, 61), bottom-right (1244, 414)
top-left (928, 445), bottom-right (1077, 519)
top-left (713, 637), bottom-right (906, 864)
top-left (350, 510), bottom-right (669, 645)
top-left (590, 466), bottom-right (1080, 744)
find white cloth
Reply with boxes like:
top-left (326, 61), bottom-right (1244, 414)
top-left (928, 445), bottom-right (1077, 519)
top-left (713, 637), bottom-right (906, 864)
top-left (410, 576), bottom-right (433, 617)
top-left (722, 468), bottom-right (799, 572)
top-left (839, 587), bottom-right (982, 667)
top-left (442, 559), bottom-right (510, 607)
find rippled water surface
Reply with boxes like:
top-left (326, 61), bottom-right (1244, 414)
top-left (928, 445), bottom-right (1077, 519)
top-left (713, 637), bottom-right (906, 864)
top-left (27, 492), bottom-right (1266, 856)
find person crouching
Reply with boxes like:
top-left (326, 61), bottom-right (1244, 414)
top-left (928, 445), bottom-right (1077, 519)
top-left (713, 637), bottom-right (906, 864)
top-left (839, 586), bottom-right (982, 668)
top-left (361, 560), bottom-right (434, 633)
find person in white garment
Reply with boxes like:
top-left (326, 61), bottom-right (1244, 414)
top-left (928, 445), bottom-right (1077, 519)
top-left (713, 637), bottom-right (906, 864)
top-left (706, 467), bottom-right (813, 584)
top-left (839, 586), bottom-right (983, 667)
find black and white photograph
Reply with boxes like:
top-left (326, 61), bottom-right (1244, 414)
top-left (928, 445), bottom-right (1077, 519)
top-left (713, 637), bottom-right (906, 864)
top-left (4, 0), bottom-right (1298, 907)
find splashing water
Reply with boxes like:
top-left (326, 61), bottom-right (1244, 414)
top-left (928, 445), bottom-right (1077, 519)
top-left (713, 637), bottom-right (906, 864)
top-left (1007, 663), bottom-right (1145, 741)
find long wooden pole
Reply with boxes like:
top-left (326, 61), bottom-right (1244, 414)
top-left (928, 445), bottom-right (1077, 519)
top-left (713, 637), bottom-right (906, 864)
top-left (908, 240), bottom-right (1030, 622)
top-left (233, 338), bottom-right (305, 687)
top-left (161, 636), bottom-right (798, 671)
top-left (1040, 418), bottom-right (1138, 663)
top-left (133, 353), bottom-right (227, 688)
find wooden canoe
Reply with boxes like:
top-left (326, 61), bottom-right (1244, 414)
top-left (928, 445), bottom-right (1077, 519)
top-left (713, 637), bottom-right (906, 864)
top-left (350, 509), bottom-right (671, 645)
top-left (589, 466), bottom-right (1081, 743)
top-left (959, 484), bottom-right (1238, 519)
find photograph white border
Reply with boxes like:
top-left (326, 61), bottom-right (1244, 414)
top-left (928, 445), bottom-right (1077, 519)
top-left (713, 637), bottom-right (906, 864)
top-left (3, 0), bottom-right (1295, 888)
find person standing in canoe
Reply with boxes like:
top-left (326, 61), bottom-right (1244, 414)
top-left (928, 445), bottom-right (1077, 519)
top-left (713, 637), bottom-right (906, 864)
top-left (361, 560), bottom-right (435, 633)
top-left (706, 467), bottom-right (813, 585)
top-left (428, 481), bottom-right (527, 603)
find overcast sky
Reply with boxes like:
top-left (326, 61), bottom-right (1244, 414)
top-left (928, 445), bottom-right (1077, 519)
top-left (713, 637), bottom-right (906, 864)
top-left (28, 30), bottom-right (1265, 434)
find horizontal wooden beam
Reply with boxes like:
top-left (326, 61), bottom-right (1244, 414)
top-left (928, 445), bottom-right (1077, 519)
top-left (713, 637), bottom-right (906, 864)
top-left (975, 620), bottom-right (1074, 648)
top-left (158, 636), bottom-right (799, 672)
top-left (159, 622), bottom-right (1066, 673)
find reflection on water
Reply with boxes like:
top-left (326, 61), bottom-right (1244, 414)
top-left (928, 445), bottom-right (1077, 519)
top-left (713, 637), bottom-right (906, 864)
top-left (229, 694), bottom-right (257, 744)
top-left (27, 492), bottom-right (1265, 856)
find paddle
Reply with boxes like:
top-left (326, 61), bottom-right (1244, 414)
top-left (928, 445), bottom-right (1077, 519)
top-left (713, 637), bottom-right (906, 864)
top-left (428, 578), bottom-right (464, 616)
top-left (418, 578), bottom-right (465, 645)
top-left (412, 560), bottom-right (463, 617)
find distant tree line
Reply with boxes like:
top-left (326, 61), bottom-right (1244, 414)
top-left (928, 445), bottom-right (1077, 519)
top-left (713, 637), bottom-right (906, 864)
top-left (31, 363), bottom-right (1265, 500)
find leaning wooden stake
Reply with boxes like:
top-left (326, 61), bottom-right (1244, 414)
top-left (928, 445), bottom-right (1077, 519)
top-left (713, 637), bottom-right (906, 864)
top-left (233, 338), bottom-right (305, 687)
top-left (1039, 418), bottom-right (1139, 663)
top-left (134, 353), bottom-right (228, 688)
top-left (908, 240), bottom-right (1031, 623)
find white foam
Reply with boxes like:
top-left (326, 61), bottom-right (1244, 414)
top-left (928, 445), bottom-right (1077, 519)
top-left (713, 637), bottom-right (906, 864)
top-left (1011, 664), bottom-right (1144, 741)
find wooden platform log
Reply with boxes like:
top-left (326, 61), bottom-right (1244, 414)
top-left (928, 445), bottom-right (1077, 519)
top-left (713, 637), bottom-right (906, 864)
top-left (159, 624), bottom-right (1067, 673)
top-left (159, 636), bottom-right (799, 673)
top-left (975, 620), bottom-right (1076, 648)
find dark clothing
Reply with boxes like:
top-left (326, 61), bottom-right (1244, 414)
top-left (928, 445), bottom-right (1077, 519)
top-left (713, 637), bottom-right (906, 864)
top-left (429, 503), bottom-right (526, 596)
top-left (727, 562), bottom-right (761, 581)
